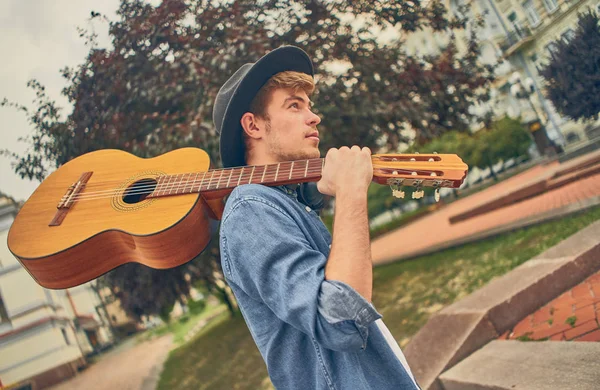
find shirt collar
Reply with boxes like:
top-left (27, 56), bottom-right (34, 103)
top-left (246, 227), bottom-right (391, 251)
top-left (274, 184), bottom-right (299, 198)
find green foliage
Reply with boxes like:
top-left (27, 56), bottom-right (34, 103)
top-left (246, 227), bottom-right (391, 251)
top-left (159, 303), bottom-right (173, 324)
top-left (539, 11), bottom-right (600, 121)
top-left (187, 298), bottom-right (207, 315)
top-left (565, 315), bottom-right (577, 328)
top-left (410, 116), bottom-right (530, 171)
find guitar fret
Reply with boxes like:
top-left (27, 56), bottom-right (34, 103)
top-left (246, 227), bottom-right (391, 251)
top-left (275, 163), bottom-right (280, 181)
top-left (200, 171), bottom-right (208, 191)
top-left (177, 174), bottom-right (183, 194)
top-left (192, 172), bottom-right (199, 193)
top-left (182, 173), bottom-right (189, 194)
top-left (249, 166), bottom-right (255, 184)
top-left (289, 161), bottom-right (294, 180)
top-left (179, 174), bottom-right (186, 194)
top-left (226, 169), bottom-right (233, 188)
top-left (207, 171), bottom-right (216, 190)
top-left (217, 169), bottom-right (224, 189)
top-left (304, 160), bottom-right (309, 178)
top-left (167, 174), bottom-right (176, 195)
top-left (156, 176), bottom-right (164, 196)
top-left (237, 167), bottom-right (244, 186)
top-left (261, 165), bottom-right (267, 183)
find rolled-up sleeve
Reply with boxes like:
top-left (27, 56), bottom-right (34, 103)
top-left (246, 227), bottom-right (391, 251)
top-left (220, 196), bottom-right (381, 352)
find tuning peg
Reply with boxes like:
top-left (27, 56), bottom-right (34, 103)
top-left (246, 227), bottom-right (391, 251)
top-left (412, 190), bottom-right (424, 199)
top-left (410, 158), bottom-right (416, 161)
top-left (435, 188), bottom-right (441, 202)
top-left (392, 189), bottom-right (405, 199)
top-left (429, 158), bottom-right (434, 162)
top-left (433, 151), bottom-right (438, 154)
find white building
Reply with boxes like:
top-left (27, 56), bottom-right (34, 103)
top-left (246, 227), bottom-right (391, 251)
top-left (402, 0), bottom-right (600, 150)
top-left (0, 195), bottom-right (113, 389)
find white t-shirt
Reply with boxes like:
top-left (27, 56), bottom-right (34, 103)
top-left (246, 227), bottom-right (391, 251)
top-left (375, 319), bottom-right (419, 388)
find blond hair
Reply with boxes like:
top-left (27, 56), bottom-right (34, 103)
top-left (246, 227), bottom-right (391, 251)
top-left (243, 71), bottom-right (315, 163)
top-left (249, 71), bottom-right (315, 119)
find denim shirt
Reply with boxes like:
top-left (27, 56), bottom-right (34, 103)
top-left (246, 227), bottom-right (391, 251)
top-left (219, 184), bottom-right (420, 390)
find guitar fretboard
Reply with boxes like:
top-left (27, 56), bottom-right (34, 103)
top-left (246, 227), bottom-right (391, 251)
top-left (151, 158), bottom-right (324, 197)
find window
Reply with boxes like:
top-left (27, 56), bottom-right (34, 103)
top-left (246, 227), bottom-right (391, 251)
top-left (508, 12), bottom-right (527, 38)
top-left (546, 42), bottom-right (559, 55)
top-left (1, 295), bottom-right (10, 323)
top-left (523, 0), bottom-right (541, 27)
top-left (561, 28), bottom-right (576, 42)
top-left (542, 0), bottom-right (559, 13)
top-left (61, 328), bottom-right (71, 345)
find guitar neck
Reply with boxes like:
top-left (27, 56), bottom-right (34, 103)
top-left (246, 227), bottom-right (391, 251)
top-left (149, 158), bottom-right (324, 198)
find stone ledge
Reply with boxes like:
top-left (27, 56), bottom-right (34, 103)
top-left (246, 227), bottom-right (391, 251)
top-left (403, 220), bottom-right (600, 390)
top-left (439, 340), bottom-right (600, 390)
top-left (449, 161), bottom-right (600, 224)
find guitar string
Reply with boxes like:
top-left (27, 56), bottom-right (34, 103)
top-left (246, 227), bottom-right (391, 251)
top-left (58, 156), bottom-right (437, 189)
top-left (64, 171), bottom-right (447, 203)
top-left (59, 162), bottom-right (438, 199)
top-left (64, 167), bottom-right (330, 202)
top-left (73, 158), bottom-right (327, 188)
top-left (61, 163), bottom-right (326, 199)
top-left (64, 164), bottom-right (441, 201)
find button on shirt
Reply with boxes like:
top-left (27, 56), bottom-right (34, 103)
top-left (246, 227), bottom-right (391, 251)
top-left (219, 184), bottom-right (419, 390)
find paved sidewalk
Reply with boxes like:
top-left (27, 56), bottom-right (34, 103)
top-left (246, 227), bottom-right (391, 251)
top-left (371, 152), bottom-right (600, 264)
top-left (501, 270), bottom-right (600, 342)
top-left (49, 334), bottom-right (172, 390)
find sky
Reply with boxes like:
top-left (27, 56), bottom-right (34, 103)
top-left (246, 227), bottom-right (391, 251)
top-left (0, 0), bottom-right (121, 202)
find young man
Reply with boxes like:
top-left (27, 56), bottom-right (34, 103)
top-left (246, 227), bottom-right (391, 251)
top-left (213, 46), bottom-right (419, 389)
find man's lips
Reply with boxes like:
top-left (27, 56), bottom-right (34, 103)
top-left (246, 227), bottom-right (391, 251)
top-left (306, 132), bottom-right (319, 141)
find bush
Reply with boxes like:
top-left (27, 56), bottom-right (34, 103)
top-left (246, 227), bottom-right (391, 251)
top-left (188, 299), bottom-right (207, 315)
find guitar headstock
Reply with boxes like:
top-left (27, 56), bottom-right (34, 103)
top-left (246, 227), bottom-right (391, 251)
top-left (371, 153), bottom-right (468, 200)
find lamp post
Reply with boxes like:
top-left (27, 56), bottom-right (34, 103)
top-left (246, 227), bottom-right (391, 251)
top-left (508, 72), bottom-right (559, 157)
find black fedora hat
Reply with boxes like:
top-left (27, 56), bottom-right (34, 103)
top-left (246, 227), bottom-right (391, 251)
top-left (212, 46), bottom-right (314, 168)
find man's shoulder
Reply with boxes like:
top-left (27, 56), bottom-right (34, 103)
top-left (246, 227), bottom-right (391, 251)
top-left (223, 184), bottom-right (292, 219)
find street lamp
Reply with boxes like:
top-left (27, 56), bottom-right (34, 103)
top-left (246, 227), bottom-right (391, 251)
top-left (508, 72), bottom-right (558, 156)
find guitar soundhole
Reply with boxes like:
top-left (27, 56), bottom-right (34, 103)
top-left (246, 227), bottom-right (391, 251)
top-left (123, 179), bottom-right (157, 204)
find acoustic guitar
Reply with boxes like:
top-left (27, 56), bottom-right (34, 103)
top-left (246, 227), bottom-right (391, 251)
top-left (7, 147), bottom-right (467, 289)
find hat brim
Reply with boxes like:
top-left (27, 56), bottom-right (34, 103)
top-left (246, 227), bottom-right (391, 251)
top-left (219, 46), bottom-right (314, 168)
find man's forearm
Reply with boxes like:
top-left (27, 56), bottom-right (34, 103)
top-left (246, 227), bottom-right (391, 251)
top-left (324, 190), bottom-right (373, 302)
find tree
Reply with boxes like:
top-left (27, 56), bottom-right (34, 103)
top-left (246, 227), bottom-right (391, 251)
top-left (539, 10), bottom-right (600, 121)
top-left (2, 0), bottom-right (495, 319)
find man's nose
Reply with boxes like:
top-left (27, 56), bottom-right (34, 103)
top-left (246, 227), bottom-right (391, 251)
top-left (307, 110), bottom-right (321, 127)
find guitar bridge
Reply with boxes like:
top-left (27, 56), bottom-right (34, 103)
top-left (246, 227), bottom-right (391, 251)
top-left (49, 172), bottom-right (94, 226)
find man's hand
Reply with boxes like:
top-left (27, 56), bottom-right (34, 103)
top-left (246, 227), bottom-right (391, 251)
top-left (317, 146), bottom-right (372, 197)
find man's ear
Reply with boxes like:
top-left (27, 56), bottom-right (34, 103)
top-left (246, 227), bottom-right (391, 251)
top-left (240, 112), bottom-right (264, 140)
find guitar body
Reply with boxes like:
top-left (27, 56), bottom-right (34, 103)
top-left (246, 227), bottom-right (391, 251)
top-left (7, 148), bottom-right (222, 289)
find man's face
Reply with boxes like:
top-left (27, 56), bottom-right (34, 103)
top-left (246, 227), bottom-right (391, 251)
top-left (260, 88), bottom-right (321, 162)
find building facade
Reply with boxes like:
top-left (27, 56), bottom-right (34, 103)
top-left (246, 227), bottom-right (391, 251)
top-left (0, 195), bottom-right (114, 390)
top-left (486, 0), bottom-right (600, 147)
top-left (402, 0), bottom-right (600, 150)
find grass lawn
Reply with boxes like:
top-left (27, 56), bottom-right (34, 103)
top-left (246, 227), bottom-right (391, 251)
top-left (158, 205), bottom-right (600, 390)
top-left (137, 301), bottom-right (226, 347)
